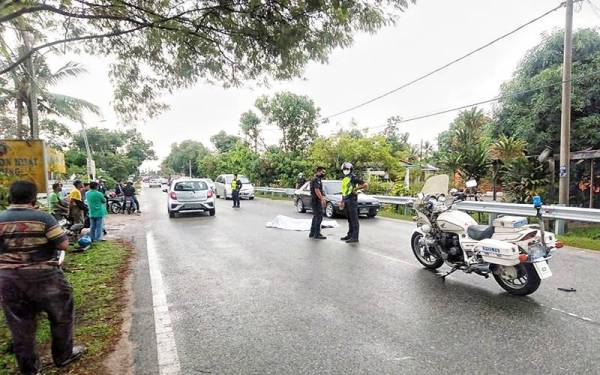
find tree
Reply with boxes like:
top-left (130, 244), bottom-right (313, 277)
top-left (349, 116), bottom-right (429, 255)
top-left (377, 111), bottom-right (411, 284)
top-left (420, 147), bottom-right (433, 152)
top-left (67, 127), bottom-right (156, 181)
top-left (210, 131), bottom-right (240, 154)
top-left (489, 135), bottom-right (526, 200)
top-left (163, 140), bottom-right (209, 177)
top-left (309, 133), bottom-right (400, 180)
top-left (502, 157), bottom-right (550, 203)
top-left (1, 1), bottom-right (414, 121)
top-left (239, 111), bottom-right (261, 152)
top-left (436, 107), bottom-right (493, 183)
top-left (256, 92), bottom-right (319, 153)
top-left (495, 28), bottom-right (600, 156)
top-left (0, 24), bottom-right (99, 138)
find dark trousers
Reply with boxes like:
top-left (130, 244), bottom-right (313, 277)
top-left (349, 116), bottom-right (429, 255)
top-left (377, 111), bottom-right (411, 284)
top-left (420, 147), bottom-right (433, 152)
top-left (344, 198), bottom-right (360, 240)
top-left (232, 191), bottom-right (240, 207)
top-left (310, 200), bottom-right (324, 237)
top-left (0, 268), bottom-right (74, 374)
top-left (122, 196), bottom-right (140, 212)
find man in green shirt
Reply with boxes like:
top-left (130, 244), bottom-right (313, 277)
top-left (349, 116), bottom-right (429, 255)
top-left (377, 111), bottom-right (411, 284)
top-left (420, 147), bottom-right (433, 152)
top-left (86, 181), bottom-right (107, 242)
top-left (48, 183), bottom-right (68, 216)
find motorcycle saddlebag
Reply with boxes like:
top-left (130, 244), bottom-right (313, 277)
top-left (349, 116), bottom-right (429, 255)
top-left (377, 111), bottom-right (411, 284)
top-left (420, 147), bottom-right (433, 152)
top-left (492, 216), bottom-right (528, 233)
top-left (474, 238), bottom-right (520, 266)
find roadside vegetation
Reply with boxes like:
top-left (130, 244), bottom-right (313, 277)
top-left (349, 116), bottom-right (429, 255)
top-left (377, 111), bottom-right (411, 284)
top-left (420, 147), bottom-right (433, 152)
top-left (559, 226), bottom-right (600, 251)
top-left (0, 241), bottom-right (131, 375)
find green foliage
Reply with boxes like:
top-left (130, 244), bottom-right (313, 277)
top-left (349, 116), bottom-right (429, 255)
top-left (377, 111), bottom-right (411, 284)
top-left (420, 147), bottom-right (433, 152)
top-left (1, 1), bottom-right (413, 122)
top-left (239, 111), bottom-right (261, 152)
top-left (66, 127), bottom-right (156, 182)
top-left (256, 92), bottom-right (319, 153)
top-left (436, 107), bottom-right (493, 182)
top-left (209, 131), bottom-right (241, 154)
top-left (494, 28), bottom-right (600, 156)
top-left (162, 140), bottom-right (210, 177)
top-left (502, 157), bottom-right (550, 203)
top-left (309, 133), bottom-right (401, 180)
top-left (198, 141), bottom-right (260, 180)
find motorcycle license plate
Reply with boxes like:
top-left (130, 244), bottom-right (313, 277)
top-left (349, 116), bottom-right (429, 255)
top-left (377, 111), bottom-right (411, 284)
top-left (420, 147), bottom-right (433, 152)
top-left (533, 261), bottom-right (552, 279)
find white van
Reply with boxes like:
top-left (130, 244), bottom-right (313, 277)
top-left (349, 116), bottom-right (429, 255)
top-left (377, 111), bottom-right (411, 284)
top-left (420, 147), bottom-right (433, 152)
top-left (214, 174), bottom-right (255, 200)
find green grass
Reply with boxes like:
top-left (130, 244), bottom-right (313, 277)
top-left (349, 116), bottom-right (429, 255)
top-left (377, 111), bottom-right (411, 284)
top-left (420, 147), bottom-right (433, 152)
top-left (255, 191), bottom-right (293, 201)
top-left (559, 226), bottom-right (600, 251)
top-left (0, 240), bottom-right (131, 374)
top-left (378, 205), bottom-right (414, 222)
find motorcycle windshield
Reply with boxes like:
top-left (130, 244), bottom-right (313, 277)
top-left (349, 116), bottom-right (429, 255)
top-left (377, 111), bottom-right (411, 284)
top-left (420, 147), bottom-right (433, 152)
top-left (421, 174), bottom-right (449, 196)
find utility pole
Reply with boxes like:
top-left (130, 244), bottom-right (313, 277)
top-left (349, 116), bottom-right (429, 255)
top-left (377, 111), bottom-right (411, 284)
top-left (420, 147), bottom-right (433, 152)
top-left (188, 160), bottom-right (192, 178)
top-left (557, 0), bottom-right (573, 234)
top-left (81, 124), bottom-right (95, 181)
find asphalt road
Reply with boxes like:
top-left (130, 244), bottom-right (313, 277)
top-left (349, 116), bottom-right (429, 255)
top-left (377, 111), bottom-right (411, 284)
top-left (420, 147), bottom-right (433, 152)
top-left (130, 188), bottom-right (600, 374)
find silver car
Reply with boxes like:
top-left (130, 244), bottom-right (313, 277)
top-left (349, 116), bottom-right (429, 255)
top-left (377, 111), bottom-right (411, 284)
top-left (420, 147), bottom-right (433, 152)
top-left (165, 178), bottom-right (216, 218)
top-left (214, 174), bottom-right (255, 200)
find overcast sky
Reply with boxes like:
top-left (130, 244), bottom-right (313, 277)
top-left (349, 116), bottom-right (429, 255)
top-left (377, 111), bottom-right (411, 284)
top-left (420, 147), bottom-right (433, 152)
top-left (49, 0), bottom-right (599, 170)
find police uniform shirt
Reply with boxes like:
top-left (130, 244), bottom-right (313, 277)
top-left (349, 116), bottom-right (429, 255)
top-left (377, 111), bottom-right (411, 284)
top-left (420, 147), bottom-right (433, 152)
top-left (342, 173), bottom-right (364, 200)
top-left (310, 176), bottom-right (323, 200)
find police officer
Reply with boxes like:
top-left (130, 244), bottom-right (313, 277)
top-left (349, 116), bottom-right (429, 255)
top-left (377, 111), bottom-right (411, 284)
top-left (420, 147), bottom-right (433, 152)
top-left (340, 162), bottom-right (368, 243)
top-left (296, 173), bottom-right (306, 189)
top-left (309, 167), bottom-right (327, 240)
top-left (231, 173), bottom-right (242, 208)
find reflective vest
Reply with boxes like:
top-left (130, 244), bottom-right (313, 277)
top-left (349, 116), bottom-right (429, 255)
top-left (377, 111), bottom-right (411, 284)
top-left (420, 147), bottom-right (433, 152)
top-left (231, 180), bottom-right (239, 190)
top-left (341, 176), bottom-right (354, 197)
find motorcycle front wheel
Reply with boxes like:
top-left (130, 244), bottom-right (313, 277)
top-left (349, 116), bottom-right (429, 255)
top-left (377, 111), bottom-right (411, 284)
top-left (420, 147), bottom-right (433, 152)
top-left (411, 232), bottom-right (444, 270)
top-left (493, 263), bottom-right (541, 296)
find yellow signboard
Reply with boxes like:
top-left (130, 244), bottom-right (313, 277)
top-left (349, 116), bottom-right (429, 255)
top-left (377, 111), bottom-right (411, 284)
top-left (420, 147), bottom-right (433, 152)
top-left (0, 140), bottom-right (47, 192)
top-left (47, 147), bottom-right (66, 174)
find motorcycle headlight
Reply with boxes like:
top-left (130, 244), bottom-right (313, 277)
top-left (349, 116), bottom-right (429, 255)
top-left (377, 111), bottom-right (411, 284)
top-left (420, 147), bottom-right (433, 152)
top-left (421, 224), bottom-right (432, 233)
top-left (528, 243), bottom-right (546, 260)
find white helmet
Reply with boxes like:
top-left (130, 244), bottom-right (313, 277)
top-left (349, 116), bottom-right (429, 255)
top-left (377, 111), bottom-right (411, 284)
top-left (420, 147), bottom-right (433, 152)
top-left (341, 162), bottom-right (353, 170)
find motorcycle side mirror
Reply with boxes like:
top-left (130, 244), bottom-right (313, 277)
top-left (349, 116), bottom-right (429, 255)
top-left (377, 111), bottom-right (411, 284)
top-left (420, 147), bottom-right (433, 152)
top-left (465, 179), bottom-right (477, 188)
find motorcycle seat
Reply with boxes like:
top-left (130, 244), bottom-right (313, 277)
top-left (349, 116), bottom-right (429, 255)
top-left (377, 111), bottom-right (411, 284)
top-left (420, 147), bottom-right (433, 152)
top-left (467, 225), bottom-right (495, 241)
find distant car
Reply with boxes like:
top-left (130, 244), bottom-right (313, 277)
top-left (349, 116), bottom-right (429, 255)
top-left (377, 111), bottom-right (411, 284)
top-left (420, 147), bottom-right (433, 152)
top-left (199, 178), bottom-right (216, 192)
top-left (294, 180), bottom-right (380, 218)
top-left (148, 178), bottom-right (161, 188)
top-left (165, 178), bottom-right (215, 218)
top-left (214, 174), bottom-right (255, 200)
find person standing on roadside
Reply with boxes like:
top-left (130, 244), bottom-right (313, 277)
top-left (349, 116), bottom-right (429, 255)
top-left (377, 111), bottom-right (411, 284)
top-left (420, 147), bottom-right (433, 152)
top-left (309, 167), bottom-right (327, 240)
top-left (231, 173), bottom-right (242, 208)
top-left (0, 181), bottom-right (85, 375)
top-left (340, 162), bottom-right (368, 243)
top-left (68, 180), bottom-right (86, 225)
top-left (296, 173), bottom-right (306, 189)
top-left (86, 181), bottom-right (107, 242)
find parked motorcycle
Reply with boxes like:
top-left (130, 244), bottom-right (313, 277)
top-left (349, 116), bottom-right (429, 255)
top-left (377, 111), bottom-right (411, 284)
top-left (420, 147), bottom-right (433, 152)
top-left (410, 175), bottom-right (562, 296)
top-left (107, 194), bottom-right (124, 214)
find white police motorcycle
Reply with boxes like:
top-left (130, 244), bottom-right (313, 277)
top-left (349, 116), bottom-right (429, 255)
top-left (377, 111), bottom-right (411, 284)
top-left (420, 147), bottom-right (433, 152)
top-left (411, 175), bottom-right (561, 296)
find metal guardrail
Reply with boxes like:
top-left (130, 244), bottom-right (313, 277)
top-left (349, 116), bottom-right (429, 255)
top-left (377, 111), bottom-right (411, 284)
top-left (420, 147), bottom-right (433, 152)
top-left (256, 188), bottom-right (600, 223)
top-left (455, 201), bottom-right (600, 223)
top-left (256, 187), bottom-right (296, 196)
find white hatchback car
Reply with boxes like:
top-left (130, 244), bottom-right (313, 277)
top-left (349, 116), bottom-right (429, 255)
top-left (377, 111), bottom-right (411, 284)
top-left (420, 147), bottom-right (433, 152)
top-left (165, 178), bottom-right (215, 218)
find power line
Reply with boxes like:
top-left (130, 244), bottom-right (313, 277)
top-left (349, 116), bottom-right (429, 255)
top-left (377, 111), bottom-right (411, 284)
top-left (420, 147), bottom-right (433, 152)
top-left (328, 69), bottom-right (600, 135)
top-left (320, 2), bottom-right (567, 122)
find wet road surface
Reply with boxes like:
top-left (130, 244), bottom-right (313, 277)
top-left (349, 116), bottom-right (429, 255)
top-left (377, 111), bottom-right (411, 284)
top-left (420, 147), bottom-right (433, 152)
top-left (130, 188), bottom-right (600, 374)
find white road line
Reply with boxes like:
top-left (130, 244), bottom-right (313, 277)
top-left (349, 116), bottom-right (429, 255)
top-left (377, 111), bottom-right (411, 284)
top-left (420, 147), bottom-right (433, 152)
top-left (360, 247), bottom-right (599, 326)
top-left (146, 232), bottom-right (181, 375)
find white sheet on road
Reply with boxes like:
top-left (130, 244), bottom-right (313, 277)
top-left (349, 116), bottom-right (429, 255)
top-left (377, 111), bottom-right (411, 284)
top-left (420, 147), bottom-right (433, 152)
top-left (266, 215), bottom-right (338, 231)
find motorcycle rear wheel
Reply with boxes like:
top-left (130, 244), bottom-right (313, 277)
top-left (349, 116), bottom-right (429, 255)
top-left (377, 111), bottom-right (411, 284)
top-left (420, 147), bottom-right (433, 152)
top-left (411, 232), bottom-right (444, 270)
top-left (493, 263), bottom-right (541, 296)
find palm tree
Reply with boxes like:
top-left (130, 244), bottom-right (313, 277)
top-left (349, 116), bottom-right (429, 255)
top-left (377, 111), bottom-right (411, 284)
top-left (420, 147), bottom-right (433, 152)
top-left (489, 135), bottom-right (527, 200)
top-left (0, 23), bottom-right (99, 139)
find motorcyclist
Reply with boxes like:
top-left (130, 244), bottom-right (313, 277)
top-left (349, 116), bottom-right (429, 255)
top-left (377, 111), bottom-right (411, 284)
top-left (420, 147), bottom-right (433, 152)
top-left (296, 173), bottom-right (307, 189)
top-left (122, 181), bottom-right (141, 214)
